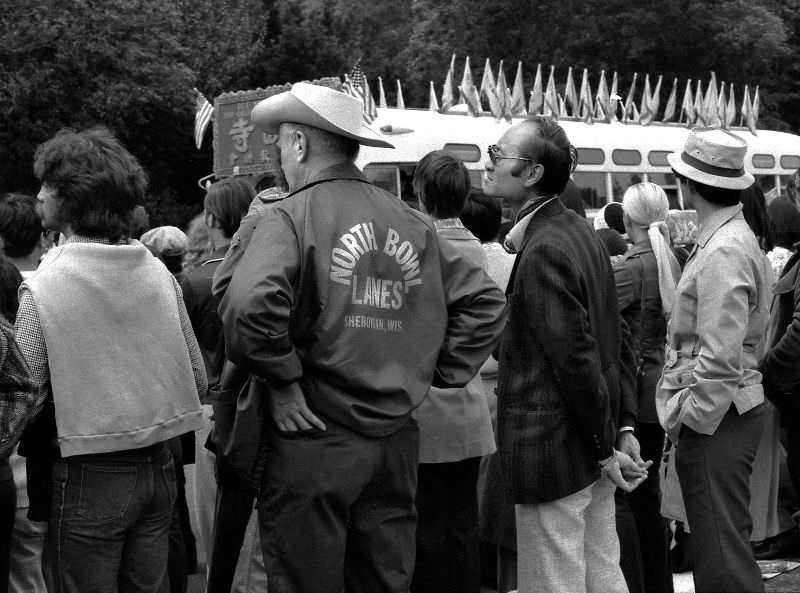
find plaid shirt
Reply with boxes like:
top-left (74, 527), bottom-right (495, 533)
top-left (10, 235), bottom-right (207, 457)
top-left (0, 314), bottom-right (37, 459)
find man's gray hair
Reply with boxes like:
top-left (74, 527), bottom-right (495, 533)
top-left (282, 123), bottom-right (360, 162)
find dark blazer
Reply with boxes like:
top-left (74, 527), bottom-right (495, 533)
top-left (497, 198), bottom-right (625, 504)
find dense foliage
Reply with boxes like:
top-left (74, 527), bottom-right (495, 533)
top-left (1, 0), bottom-right (799, 226)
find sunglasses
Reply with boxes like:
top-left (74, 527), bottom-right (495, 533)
top-left (487, 144), bottom-right (534, 166)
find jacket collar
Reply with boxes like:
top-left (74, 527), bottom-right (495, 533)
top-left (287, 162), bottom-right (367, 198)
top-left (201, 245), bottom-right (230, 266)
top-left (505, 196), bottom-right (561, 253)
top-left (774, 249), bottom-right (800, 295)
top-left (625, 237), bottom-right (653, 258)
top-left (694, 203), bottom-right (743, 248)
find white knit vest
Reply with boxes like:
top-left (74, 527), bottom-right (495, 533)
top-left (24, 242), bottom-right (202, 456)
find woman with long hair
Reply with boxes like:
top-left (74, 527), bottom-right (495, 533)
top-left (614, 182), bottom-right (680, 593)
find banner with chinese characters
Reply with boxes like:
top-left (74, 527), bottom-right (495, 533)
top-left (213, 77), bottom-right (341, 178)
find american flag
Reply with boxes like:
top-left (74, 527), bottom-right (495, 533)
top-left (193, 88), bottom-right (214, 149)
top-left (343, 62), bottom-right (377, 124)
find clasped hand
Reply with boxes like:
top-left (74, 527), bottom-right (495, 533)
top-left (602, 432), bottom-right (653, 492)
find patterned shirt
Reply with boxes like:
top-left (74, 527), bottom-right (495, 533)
top-left (0, 314), bottom-right (37, 459)
top-left (9, 235), bottom-right (206, 457)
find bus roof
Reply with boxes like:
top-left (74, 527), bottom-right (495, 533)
top-left (356, 107), bottom-right (800, 176)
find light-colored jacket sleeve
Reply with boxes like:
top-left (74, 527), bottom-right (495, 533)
top-left (677, 243), bottom-right (756, 434)
top-left (430, 234), bottom-right (507, 389)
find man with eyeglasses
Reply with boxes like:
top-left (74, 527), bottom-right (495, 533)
top-left (483, 117), bottom-right (647, 593)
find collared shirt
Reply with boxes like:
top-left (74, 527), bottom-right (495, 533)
top-left (664, 204), bottom-right (770, 436)
top-left (504, 196), bottom-right (557, 253)
top-left (9, 235), bottom-right (206, 456)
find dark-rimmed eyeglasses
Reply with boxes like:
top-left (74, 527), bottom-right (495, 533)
top-left (487, 144), bottom-right (534, 166)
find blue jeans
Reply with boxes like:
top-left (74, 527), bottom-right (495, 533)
top-left (45, 443), bottom-right (176, 593)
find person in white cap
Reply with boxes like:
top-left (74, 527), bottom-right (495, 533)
top-left (216, 82), bottom-right (506, 593)
top-left (661, 127), bottom-right (771, 593)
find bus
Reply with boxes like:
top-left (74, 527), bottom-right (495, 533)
top-left (356, 105), bottom-right (800, 211)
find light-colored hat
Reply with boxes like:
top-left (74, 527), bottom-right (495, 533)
top-left (140, 226), bottom-right (187, 257)
top-left (251, 82), bottom-right (394, 149)
top-left (667, 127), bottom-right (754, 190)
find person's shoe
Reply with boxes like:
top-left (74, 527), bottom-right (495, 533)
top-left (752, 528), bottom-right (798, 560)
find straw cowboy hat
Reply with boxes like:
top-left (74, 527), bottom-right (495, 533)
top-left (667, 127), bottom-right (754, 190)
top-left (251, 82), bottom-right (394, 149)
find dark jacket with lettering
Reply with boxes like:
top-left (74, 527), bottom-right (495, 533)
top-left (498, 198), bottom-right (625, 504)
top-left (217, 163), bottom-right (506, 437)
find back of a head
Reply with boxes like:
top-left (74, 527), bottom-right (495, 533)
top-left (517, 117), bottom-right (577, 196)
top-left (285, 123), bottom-right (361, 164)
top-left (413, 150), bottom-right (471, 219)
top-left (0, 253), bottom-right (22, 322)
top-left (459, 192), bottom-right (502, 243)
top-left (768, 194), bottom-right (800, 250)
top-left (204, 177), bottom-right (255, 238)
top-left (0, 193), bottom-right (42, 258)
top-left (140, 226), bottom-right (187, 277)
top-left (623, 182), bottom-right (679, 314)
top-left (622, 182), bottom-right (670, 228)
top-left (603, 202), bottom-right (626, 235)
top-left (678, 173), bottom-right (741, 207)
top-left (33, 127), bottom-right (148, 242)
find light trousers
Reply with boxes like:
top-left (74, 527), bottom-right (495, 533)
top-left (516, 477), bottom-right (628, 593)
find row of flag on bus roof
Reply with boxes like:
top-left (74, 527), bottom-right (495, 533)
top-left (192, 57), bottom-right (764, 150)
top-left (341, 56), bottom-right (762, 136)
top-left (437, 56), bottom-right (760, 134)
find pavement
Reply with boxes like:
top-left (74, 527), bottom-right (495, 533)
top-left (185, 556), bottom-right (800, 593)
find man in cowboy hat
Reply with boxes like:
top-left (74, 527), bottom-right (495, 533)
top-left (217, 82), bottom-right (506, 593)
top-left (661, 127), bottom-right (771, 592)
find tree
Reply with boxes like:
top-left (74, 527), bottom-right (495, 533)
top-left (0, 0), bottom-right (203, 226)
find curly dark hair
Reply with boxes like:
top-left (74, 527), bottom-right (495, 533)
top-left (33, 127), bottom-right (148, 243)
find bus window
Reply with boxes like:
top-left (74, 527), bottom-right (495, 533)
top-left (443, 143), bottom-right (481, 162)
top-left (752, 154), bottom-right (775, 169)
top-left (364, 165), bottom-right (400, 197)
top-left (647, 172), bottom-right (680, 209)
top-left (577, 148), bottom-right (605, 165)
top-left (573, 171), bottom-right (607, 209)
top-left (781, 155), bottom-right (800, 171)
top-left (612, 149), bottom-right (642, 166)
top-left (648, 151), bottom-right (670, 166)
top-left (611, 173), bottom-right (644, 201)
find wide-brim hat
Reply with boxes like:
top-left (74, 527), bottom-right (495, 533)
top-left (667, 127), bottom-right (754, 190)
top-left (251, 82), bottom-right (394, 149)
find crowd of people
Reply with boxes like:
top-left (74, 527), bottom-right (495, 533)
top-left (0, 80), bottom-right (799, 593)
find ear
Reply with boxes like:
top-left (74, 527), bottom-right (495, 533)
top-left (204, 211), bottom-right (218, 230)
top-left (294, 129), bottom-right (308, 163)
top-left (522, 163), bottom-right (544, 189)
